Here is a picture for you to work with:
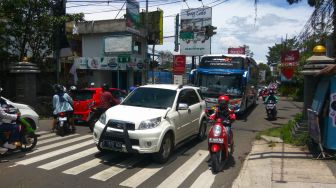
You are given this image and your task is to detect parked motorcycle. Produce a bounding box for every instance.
[265,100,277,120]
[56,112,72,136]
[206,108,235,174]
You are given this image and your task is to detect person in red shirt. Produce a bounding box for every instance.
[99,84,113,109]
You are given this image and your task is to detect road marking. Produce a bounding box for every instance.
[62,154,118,175]
[119,164,163,188]
[38,133,56,140]
[190,169,216,188]
[35,131,48,135]
[38,147,98,170]
[157,150,209,188]
[16,140,94,165]
[90,157,139,181]
[38,134,79,145]
[27,135,92,155]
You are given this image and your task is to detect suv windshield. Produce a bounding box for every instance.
[122,87,177,109]
[73,90,94,101]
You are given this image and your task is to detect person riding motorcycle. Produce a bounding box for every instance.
[209,95,236,144]
[264,89,279,104]
[51,84,75,133]
[0,87,20,154]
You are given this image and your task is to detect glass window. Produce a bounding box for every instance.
[178,89,199,106]
[73,90,94,101]
[122,87,176,109]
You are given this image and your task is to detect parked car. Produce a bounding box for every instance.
[93,84,207,163]
[73,87,127,125]
[1,97,39,130]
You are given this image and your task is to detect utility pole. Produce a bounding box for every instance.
[54,0,66,84]
[145,0,149,84]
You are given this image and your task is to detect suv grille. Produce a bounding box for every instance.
[107,120,135,131]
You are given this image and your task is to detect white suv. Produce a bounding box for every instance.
[93,84,207,163]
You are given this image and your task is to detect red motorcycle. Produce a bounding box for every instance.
[207,109,236,173]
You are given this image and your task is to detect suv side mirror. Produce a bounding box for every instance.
[178,103,189,110]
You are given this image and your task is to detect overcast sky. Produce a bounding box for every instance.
[67,0,314,63]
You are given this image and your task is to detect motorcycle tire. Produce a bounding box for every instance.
[20,133,38,152]
[56,124,65,136]
[211,152,221,174]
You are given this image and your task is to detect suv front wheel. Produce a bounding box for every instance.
[153,133,173,164]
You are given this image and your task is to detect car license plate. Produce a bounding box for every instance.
[209,138,224,144]
[59,117,67,121]
[103,140,123,151]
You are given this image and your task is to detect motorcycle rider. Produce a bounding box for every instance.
[51,84,75,133]
[264,89,279,104]
[0,87,20,153]
[210,95,236,144]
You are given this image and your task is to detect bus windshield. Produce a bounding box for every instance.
[199,74,243,97]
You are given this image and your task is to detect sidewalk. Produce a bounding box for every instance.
[232,139,336,188]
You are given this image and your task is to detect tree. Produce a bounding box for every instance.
[0,0,83,67]
[266,38,297,65]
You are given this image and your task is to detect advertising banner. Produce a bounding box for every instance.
[329,76,336,128]
[280,50,299,81]
[126,0,140,35]
[173,55,186,75]
[180,7,211,56]
[228,47,245,55]
[308,109,321,143]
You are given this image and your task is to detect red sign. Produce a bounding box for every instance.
[280,50,299,80]
[228,47,245,55]
[173,55,186,75]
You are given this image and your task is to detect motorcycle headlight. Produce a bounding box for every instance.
[212,125,222,137]
[139,117,161,130]
[99,112,106,124]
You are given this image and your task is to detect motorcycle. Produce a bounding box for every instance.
[206,108,235,174]
[0,117,38,155]
[265,100,277,120]
[88,107,106,132]
[56,112,72,136]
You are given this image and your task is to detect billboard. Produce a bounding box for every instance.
[173,55,186,75]
[140,10,163,45]
[104,36,132,53]
[180,7,212,56]
[280,50,299,81]
[126,0,140,34]
[228,47,245,55]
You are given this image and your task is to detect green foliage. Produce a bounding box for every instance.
[257,113,308,146]
[0,0,84,67]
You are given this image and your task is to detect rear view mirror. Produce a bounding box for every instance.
[178,103,189,110]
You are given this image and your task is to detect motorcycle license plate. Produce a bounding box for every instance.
[59,117,67,121]
[209,138,224,144]
[103,140,123,151]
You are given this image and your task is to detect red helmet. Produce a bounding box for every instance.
[218,95,229,109]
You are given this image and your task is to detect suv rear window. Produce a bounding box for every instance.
[73,90,94,101]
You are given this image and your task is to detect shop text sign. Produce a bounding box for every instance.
[228,47,245,55]
[173,55,186,75]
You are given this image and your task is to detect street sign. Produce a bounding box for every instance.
[173,55,186,75]
[180,31,194,40]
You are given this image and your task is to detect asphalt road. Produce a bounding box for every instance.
[0,98,302,188]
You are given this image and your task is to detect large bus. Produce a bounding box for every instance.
[190,54,259,114]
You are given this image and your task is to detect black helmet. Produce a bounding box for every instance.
[102,83,109,91]
[54,84,64,93]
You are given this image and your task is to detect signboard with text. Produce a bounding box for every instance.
[228,47,245,55]
[280,50,299,81]
[180,7,211,56]
[126,0,140,35]
[173,55,186,74]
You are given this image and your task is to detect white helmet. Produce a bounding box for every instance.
[70,86,77,91]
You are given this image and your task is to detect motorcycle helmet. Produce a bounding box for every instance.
[70,86,77,91]
[101,83,109,91]
[54,84,64,93]
[218,95,229,110]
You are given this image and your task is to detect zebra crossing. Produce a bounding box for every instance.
[8,131,218,188]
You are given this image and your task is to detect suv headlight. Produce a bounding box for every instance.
[139,117,161,130]
[212,125,222,137]
[99,112,106,124]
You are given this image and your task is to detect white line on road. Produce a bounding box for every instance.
[38,133,57,140]
[90,157,139,181]
[119,164,163,188]
[38,147,98,170]
[16,140,94,165]
[38,134,79,145]
[35,131,48,135]
[63,158,104,175]
[27,135,92,155]
[190,169,216,188]
[157,150,209,188]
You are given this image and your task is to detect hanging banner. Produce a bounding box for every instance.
[173,55,186,75]
[126,0,140,35]
[180,7,212,56]
[329,76,336,127]
[280,50,299,81]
